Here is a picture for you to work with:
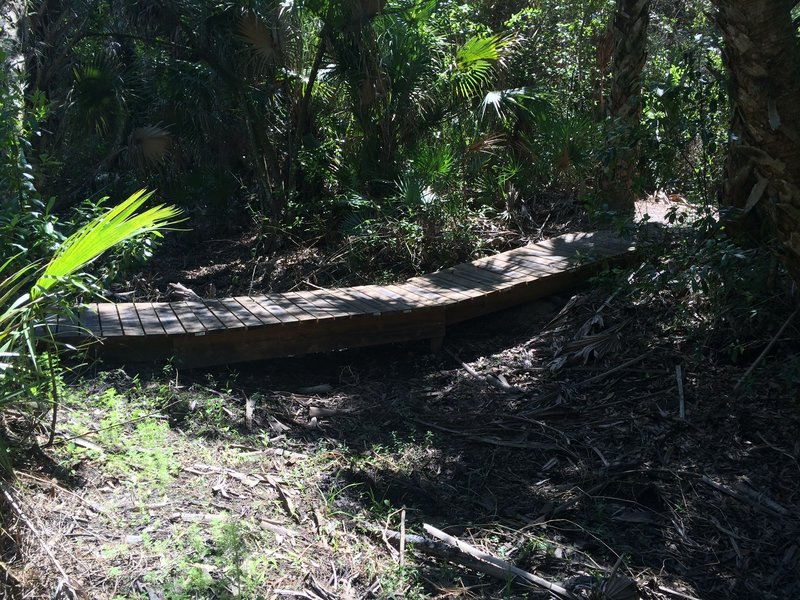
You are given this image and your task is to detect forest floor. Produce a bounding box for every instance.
[2,195,799,600]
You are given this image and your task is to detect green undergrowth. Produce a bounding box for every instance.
[39,371,429,599]
[599,209,799,386]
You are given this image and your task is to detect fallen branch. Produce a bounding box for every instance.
[371,524,575,599]
[701,475,793,519]
[658,584,704,600]
[735,307,799,391]
[444,347,522,394]
[414,419,567,452]
[574,350,654,387]
[380,528,513,574]
[530,478,617,525]
[423,523,576,599]
[0,480,84,598]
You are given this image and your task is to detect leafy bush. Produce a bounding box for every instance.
[0,191,182,476]
[624,210,795,362]
[340,179,480,276]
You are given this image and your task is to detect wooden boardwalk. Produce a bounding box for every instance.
[51,231,634,367]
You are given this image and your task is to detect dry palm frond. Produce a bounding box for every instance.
[550,319,630,371]
[129,125,172,169]
[238,12,276,66]
[466,133,508,157]
[542,293,588,332]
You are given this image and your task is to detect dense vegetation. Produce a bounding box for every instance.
[1,1,799,598]
[9,1,732,254]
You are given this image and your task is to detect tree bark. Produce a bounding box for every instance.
[716,0,800,283]
[600,0,651,215]
[714,0,800,283]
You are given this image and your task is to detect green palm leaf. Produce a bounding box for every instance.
[0,191,182,462]
[452,34,514,99]
[32,190,183,299]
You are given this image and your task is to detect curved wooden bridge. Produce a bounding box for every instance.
[51,231,634,368]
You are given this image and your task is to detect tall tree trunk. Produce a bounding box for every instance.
[600,0,650,214]
[713,0,800,283]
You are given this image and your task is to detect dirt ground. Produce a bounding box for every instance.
[2,195,798,599]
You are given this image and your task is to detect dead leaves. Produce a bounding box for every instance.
[546,293,631,371]
[182,463,298,517]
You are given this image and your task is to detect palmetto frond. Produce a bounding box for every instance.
[1,192,181,438]
[69,52,127,136]
[480,86,554,123]
[34,190,183,298]
[413,143,455,183]
[238,12,278,66]
[236,7,304,80]
[129,125,172,169]
[451,33,516,99]
[397,0,438,23]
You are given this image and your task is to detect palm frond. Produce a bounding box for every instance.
[413,143,454,182]
[238,12,278,66]
[130,125,172,169]
[33,190,183,298]
[69,52,127,136]
[479,86,554,122]
[399,0,438,23]
[452,33,515,99]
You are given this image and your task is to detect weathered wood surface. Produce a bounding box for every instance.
[52,231,634,367]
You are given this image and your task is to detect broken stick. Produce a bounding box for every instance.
[423,523,576,599]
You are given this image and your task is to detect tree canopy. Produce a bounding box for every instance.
[2,1,800,598]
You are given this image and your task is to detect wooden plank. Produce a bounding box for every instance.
[204,299,247,329]
[360,285,416,312]
[270,294,319,321]
[531,231,586,249]
[96,303,124,337]
[282,291,336,320]
[152,303,186,335]
[170,306,447,368]
[302,290,357,318]
[60,313,80,337]
[444,267,587,326]
[135,303,167,336]
[476,251,570,276]
[385,284,440,308]
[558,231,630,251]
[534,232,631,256]
[79,305,102,336]
[36,314,59,339]
[233,297,283,325]
[185,301,225,330]
[116,304,146,336]
[520,240,626,263]
[472,244,580,272]
[218,297,263,327]
[449,269,524,293]
[511,251,588,274]
[345,287,402,314]
[250,296,299,324]
[518,245,584,262]
[450,263,518,288]
[502,251,575,272]
[170,302,208,334]
[333,289,384,315]
[400,282,458,305]
[418,272,489,298]
[407,276,475,300]
[75,231,637,366]
[41,314,59,337]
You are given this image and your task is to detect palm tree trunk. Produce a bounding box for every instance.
[714,0,800,282]
[600,0,651,214]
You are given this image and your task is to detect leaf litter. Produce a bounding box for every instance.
[2,262,800,599]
